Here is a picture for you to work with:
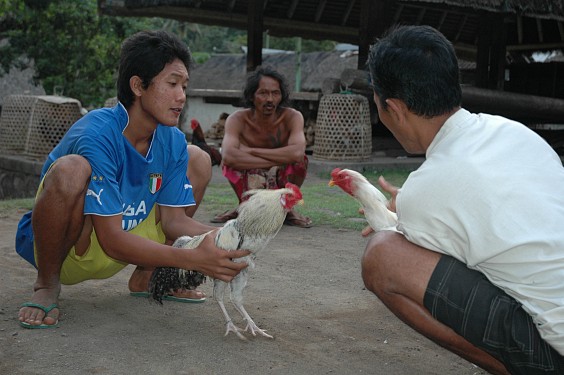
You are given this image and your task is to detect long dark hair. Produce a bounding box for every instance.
[242,65,290,108]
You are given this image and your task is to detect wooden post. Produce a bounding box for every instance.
[476,12,507,89]
[247,0,264,72]
[358,0,391,69]
[490,14,507,90]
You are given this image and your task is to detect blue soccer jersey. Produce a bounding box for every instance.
[41,103,195,231]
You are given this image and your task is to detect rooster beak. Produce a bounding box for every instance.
[328,180,335,187]
[298,199,304,205]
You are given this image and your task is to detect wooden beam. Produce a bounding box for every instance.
[315,0,327,23]
[476,13,491,89]
[393,4,403,24]
[506,42,564,51]
[247,0,264,72]
[517,16,523,44]
[536,18,544,43]
[454,14,468,43]
[436,11,447,31]
[341,0,355,26]
[358,0,391,69]
[98,3,360,44]
[477,13,507,90]
[416,7,426,25]
[490,15,507,90]
[287,0,299,19]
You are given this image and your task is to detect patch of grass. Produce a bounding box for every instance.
[0,198,34,217]
[0,169,412,231]
[202,168,412,231]
[302,168,411,230]
[202,184,240,213]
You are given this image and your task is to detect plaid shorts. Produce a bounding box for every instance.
[424,255,564,375]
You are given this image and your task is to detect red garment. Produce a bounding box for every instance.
[222,155,308,202]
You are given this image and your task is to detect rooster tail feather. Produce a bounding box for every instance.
[148,267,206,304]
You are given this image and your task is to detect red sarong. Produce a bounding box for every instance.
[222,155,308,202]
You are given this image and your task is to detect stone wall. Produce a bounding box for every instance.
[0,155,42,200]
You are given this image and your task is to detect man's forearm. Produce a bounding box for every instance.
[248,145,304,165]
[223,149,278,169]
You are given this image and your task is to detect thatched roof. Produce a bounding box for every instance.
[419,0,564,20]
[189,51,359,93]
[99,0,564,46]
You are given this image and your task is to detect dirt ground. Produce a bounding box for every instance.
[0,169,487,375]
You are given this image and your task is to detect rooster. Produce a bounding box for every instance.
[190,118,222,166]
[149,183,304,339]
[329,168,398,232]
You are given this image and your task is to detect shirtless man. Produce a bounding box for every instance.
[212,66,312,228]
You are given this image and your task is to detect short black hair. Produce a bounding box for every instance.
[117,30,192,108]
[367,25,461,118]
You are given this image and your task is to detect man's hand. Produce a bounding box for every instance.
[378,176,398,213]
[192,230,251,282]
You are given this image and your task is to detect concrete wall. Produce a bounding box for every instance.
[180,97,241,135]
[0,155,42,200]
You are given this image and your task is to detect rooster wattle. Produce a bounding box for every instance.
[149,183,304,339]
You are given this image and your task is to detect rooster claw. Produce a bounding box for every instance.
[225,321,247,340]
[245,322,274,339]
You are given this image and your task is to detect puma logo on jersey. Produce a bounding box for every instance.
[87,188,104,205]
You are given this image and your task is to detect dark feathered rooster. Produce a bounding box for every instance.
[190,118,222,166]
[149,183,304,339]
[329,168,398,232]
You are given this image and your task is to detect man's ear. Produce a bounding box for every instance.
[385,98,408,125]
[130,76,143,97]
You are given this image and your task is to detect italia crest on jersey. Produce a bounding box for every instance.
[149,173,162,194]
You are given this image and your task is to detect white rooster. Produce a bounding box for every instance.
[329,168,398,232]
[148,183,304,339]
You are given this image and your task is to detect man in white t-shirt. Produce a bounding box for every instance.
[363,25,564,374]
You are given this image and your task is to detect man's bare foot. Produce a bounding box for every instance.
[128,266,206,300]
[19,286,60,328]
[284,209,312,228]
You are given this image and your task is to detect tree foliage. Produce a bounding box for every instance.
[0,0,158,108]
[0,1,337,108]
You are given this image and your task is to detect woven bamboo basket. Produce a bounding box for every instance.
[313,93,372,160]
[0,95,83,159]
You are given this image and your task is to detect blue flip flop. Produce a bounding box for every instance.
[129,291,206,303]
[19,302,59,329]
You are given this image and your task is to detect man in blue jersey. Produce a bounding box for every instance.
[16,30,250,329]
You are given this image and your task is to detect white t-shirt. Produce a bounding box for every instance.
[397,108,564,355]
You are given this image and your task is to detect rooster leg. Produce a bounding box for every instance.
[213,279,246,340]
[230,270,273,339]
[232,301,273,339]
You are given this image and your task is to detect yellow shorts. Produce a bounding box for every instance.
[33,171,166,285]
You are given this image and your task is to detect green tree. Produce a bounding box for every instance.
[267,35,336,53]
[0,0,160,108]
